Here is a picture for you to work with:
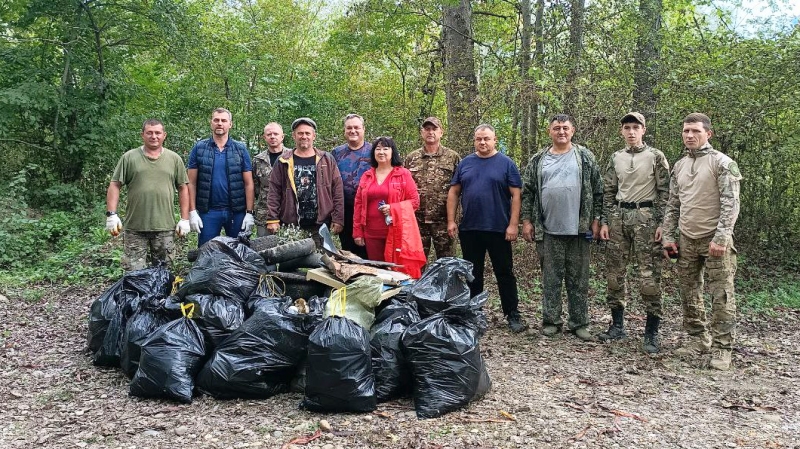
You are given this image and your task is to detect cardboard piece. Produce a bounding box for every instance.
[306,268,404,301]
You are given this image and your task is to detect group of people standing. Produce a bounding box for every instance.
[106,108,741,371]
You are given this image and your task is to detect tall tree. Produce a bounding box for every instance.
[442,0,478,155]
[565,0,585,116]
[633,0,663,125]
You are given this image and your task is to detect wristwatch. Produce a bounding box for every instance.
[106,211,117,217]
[246,209,254,214]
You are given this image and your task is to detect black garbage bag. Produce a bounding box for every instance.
[410,257,474,317]
[92,303,127,367]
[183,293,245,350]
[129,303,206,403]
[120,265,173,315]
[370,297,420,402]
[87,279,124,353]
[196,296,325,399]
[177,236,267,303]
[301,316,376,413]
[401,292,491,419]
[120,299,171,378]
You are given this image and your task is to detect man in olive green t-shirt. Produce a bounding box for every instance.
[105,119,190,271]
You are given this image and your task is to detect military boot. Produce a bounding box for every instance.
[597,307,626,341]
[674,333,712,357]
[642,314,660,354]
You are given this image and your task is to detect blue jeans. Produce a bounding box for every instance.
[198,209,245,247]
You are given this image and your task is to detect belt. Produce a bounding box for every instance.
[618,201,654,209]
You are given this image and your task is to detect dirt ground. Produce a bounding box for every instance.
[1,246,799,449]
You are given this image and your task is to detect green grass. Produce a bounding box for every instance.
[739,283,800,315]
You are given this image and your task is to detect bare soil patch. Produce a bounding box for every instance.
[1,245,798,448]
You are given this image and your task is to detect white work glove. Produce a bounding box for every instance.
[241,212,255,234]
[105,214,122,237]
[175,219,190,237]
[189,210,203,232]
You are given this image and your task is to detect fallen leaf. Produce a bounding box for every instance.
[281,429,322,448]
[499,410,517,421]
[373,411,392,419]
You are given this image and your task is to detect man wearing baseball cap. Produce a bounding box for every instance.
[404,116,461,261]
[266,117,345,246]
[597,112,670,353]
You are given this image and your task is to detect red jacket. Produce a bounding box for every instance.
[385,200,427,279]
[353,166,420,240]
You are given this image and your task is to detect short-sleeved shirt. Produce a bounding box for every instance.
[294,155,318,226]
[331,142,373,201]
[112,146,189,232]
[187,139,252,209]
[451,153,522,233]
[541,148,581,235]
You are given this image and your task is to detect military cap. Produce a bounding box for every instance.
[621,112,646,126]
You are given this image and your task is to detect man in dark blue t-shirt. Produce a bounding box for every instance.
[447,124,527,333]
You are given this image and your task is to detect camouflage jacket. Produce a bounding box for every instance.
[403,145,461,223]
[521,144,604,241]
[662,143,742,246]
[253,146,290,224]
[602,143,670,225]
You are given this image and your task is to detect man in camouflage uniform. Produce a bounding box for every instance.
[662,112,742,371]
[105,119,190,271]
[522,114,603,341]
[404,116,461,261]
[253,122,290,236]
[597,112,669,353]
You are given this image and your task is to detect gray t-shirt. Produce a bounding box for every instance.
[541,148,581,235]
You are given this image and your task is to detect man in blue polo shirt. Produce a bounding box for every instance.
[447,124,527,333]
[187,108,256,246]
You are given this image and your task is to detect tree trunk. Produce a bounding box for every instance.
[565,0,585,117]
[442,0,478,156]
[519,0,533,162]
[633,0,662,133]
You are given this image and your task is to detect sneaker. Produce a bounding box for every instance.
[541,325,561,337]
[674,337,711,357]
[709,349,732,370]
[507,315,529,333]
[572,327,594,342]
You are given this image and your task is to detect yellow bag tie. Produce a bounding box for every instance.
[171,276,184,296]
[181,302,195,319]
[333,286,347,317]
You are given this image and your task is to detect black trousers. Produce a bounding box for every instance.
[459,230,519,317]
[340,200,368,259]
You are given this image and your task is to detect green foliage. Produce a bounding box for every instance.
[740,283,800,315]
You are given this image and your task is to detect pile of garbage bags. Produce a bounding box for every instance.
[86,249,491,418]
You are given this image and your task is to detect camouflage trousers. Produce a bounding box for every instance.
[677,233,737,350]
[537,233,590,330]
[605,206,663,316]
[122,230,175,272]
[419,222,455,260]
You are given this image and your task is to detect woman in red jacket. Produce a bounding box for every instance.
[353,136,421,262]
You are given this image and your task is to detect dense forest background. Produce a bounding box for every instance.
[1,0,798,302]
